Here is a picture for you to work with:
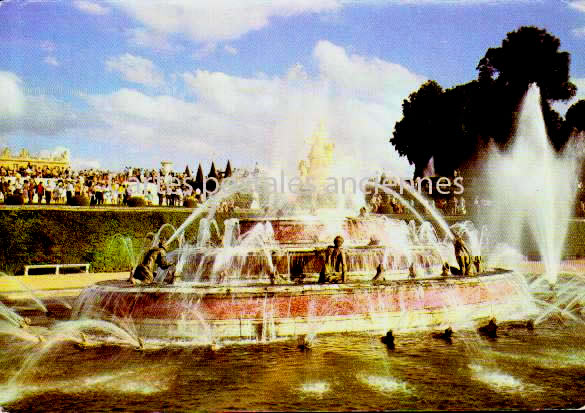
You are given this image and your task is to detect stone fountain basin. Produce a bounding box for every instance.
[73,269,538,342]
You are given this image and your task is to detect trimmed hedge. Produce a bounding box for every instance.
[0,207,258,274]
[4,194,25,205]
[127,196,147,207]
[68,195,90,206]
[183,198,198,208]
[0,209,197,274]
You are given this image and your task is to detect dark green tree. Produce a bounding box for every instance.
[477,26,576,150]
[390,80,445,177]
[224,160,232,178]
[477,26,576,102]
[391,26,578,176]
[193,163,204,192]
[566,100,585,133]
[208,162,218,180]
[433,81,487,175]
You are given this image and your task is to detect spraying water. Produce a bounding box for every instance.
[485,84,580,286]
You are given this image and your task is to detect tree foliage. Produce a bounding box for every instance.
[477,26,576,102]
[391,26,578,176]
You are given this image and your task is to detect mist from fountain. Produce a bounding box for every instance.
[223,218,241,247]
[5,318,141,394]
[0,301,28,328]
[399,181,455,241]
[0,275,48,314]
[0,321,43,343]
[153,223,183,248]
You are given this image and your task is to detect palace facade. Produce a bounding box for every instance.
[0,147,70,172]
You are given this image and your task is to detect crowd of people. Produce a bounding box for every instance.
[3,161,585,219]
[0,164,212,207]
[366,192,468,216]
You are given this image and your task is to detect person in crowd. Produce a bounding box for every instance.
[118,183,125,205]
[175,185,183,207]
[95,182,104,205]
[27,180,36,205]
[158,184,166,206]
[166,185,173,206]
[57,181,66,204]
[36,180,44,205]
[66,180,74,204]
[124,184,131,205]
[45,179,54,204]
[459,197,466,215]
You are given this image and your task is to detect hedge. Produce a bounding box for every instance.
[127,196,147,207]
[68,195,90,206]
[0,209,196,274]
[183,199,198,208]
[4,194,25,205]
[0,205,259,274]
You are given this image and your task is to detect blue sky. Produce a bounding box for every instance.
[1,0,585,176]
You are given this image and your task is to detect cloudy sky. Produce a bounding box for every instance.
[1,0,585,176]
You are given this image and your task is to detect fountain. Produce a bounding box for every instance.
[483,84,580,287]
[3,88,585,411]
[71,123,538,343]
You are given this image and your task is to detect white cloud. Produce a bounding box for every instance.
[224,45,238,55]
[73,0,109,15]
[125,27,184,53]
[568,0,585,13]
[39,146,70,159]
[71,157,101,170]
[193,43,218,60]
[105,53,165,88]
[0,72,26,119]
[85,41,423,176]
[313,40,424,105]
[343,0,536,3]
[573,27,585,37]
[40,40,56,52]
[44,55,59,66]
[103,0,531,56]
[106,0,341,43]
[84,88,212,153]
[0,71,79,135]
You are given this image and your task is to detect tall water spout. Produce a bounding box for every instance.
[485,84,580,286]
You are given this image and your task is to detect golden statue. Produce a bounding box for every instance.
[301,121,334,185]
